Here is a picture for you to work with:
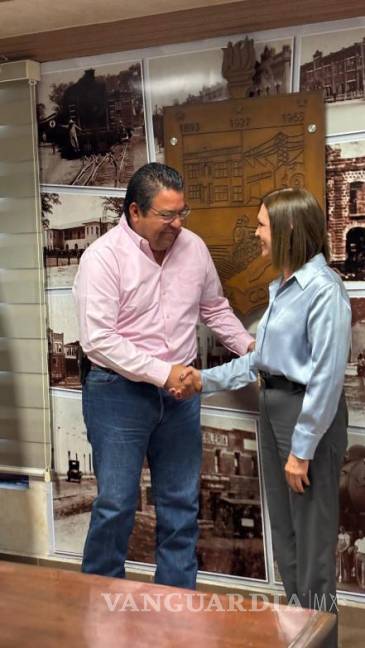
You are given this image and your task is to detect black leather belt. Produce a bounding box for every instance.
[90,362,116,374]
[259,371,306,392]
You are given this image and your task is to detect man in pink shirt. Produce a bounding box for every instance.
[73,162,253,587]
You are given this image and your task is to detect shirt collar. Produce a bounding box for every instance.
[119,213,182,261]
[120,214,147,251]
[269,253,327,297]
[290,253,327,289]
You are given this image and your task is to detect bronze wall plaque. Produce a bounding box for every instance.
[164,92,324,316]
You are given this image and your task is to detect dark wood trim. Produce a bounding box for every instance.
[0,0,364,63]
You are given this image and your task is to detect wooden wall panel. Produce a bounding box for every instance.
[0,0,364,63]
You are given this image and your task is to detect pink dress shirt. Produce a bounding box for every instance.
[73,215,253,388]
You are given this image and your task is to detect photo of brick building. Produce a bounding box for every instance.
[344,297,365,428]
[52,405,266,581]
[300,27,365,134]
[48,328,80,390]
[300,37,365,102]
[47,292,81,391]
[128,418,265,581]
[326,141,365,280]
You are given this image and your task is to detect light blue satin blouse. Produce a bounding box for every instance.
[201,253,352,460]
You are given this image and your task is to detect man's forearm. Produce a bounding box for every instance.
[200,306,254,355]
[82,334,171,387]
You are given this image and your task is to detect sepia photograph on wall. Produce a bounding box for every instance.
[51,397,267,582]
[326,139,365,283]
[197,409,266,581]
[337,430,365,596]
[47,291,81,391]
[37,60,148,188]
[300,27,365,135]
[42,192,124,288]
[51,392,94,554]
[344,296,365,428]
[148,36,293,161]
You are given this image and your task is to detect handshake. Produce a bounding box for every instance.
[164,364,202,399]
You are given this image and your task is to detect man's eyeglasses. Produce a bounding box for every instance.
[149,206,191,223]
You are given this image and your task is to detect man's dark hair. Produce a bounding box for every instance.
[124,163,184,223]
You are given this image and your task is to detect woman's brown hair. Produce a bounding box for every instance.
[261,187,330,273]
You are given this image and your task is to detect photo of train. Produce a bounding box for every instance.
[37,63,148,187]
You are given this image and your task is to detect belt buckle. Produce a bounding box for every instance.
[258,372,266,389]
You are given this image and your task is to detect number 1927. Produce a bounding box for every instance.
[282,112,304,123]
[230,117,251,128]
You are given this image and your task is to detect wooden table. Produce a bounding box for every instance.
[0,561,335,647]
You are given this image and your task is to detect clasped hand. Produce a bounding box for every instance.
[164,364,202,399]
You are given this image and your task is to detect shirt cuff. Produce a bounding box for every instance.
[201,373,209,393]
[201,369,227,394]
[291,425,323,460]
[146,358,172,388]
[237,331,255,354]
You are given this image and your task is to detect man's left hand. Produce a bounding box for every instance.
[285,453,310,493]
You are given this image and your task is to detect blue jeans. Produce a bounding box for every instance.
[82,365,202,588]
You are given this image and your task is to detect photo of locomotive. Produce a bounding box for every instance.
[37,63,147,187]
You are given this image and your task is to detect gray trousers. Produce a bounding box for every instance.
[259,387,348,648]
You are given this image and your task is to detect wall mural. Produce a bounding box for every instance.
[40,19,365,597]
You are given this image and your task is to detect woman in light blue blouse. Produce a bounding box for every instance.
[176,188,351,647]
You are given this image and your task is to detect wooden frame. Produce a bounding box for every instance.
[0,0,364,63]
